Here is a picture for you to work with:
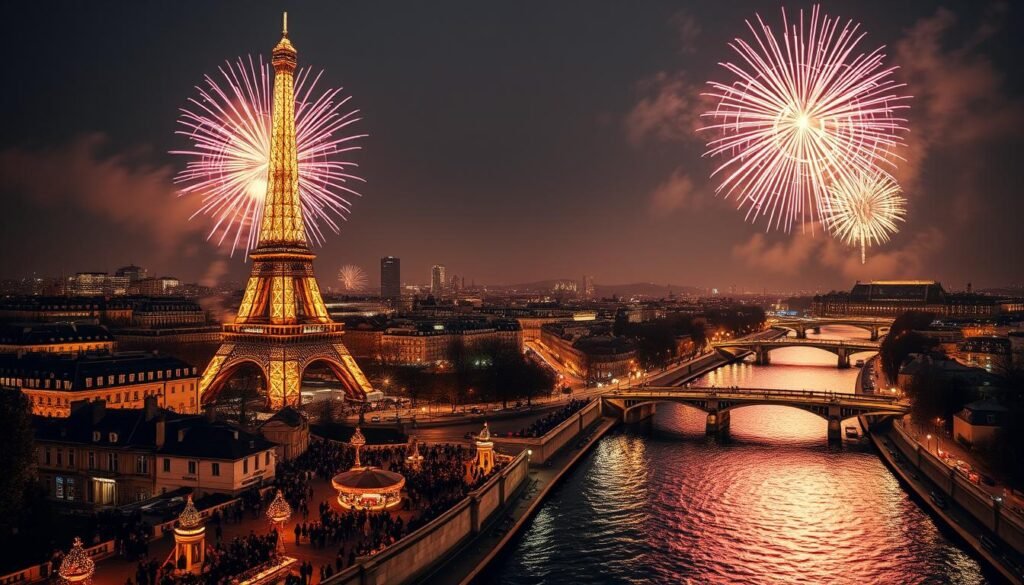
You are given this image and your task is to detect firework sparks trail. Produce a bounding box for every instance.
[173,56,367,256]
[825,172,907,264]
[700,5,910,233]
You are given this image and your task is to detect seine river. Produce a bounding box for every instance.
[489,326,992,585]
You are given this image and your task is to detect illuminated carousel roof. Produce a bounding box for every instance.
[332,467,405,493]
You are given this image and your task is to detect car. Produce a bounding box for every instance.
[980,534,998,553]
[470,407,482,415]
[930,491,947,509]
[370,416,381,423]
[492,406,502,412]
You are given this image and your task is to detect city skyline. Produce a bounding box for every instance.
[1,2,1022,291]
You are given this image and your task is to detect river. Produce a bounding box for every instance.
[488,325,992,584]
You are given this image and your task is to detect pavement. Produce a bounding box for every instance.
[97,478,398,585]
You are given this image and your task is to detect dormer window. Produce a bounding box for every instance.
[108,432,118,443]
[92,431,100,442]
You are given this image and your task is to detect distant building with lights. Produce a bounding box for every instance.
[539,320,637,383]
[431,265,447,297]
[381,256,401,302]
[812,280,1020,318]
[115,264,148,283]
[70,272,131,296]
[0,350,199,417]
[342,316,523,365]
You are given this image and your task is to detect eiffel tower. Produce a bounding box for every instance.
[198,14,372,410]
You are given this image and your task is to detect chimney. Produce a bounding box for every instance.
[144,395,159,421]
[91,400,106,425]
[155,417,166,449]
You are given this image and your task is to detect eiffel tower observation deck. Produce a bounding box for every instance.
[199,14,373,410]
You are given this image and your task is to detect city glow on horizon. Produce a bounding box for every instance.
[700,4,910,234]
[173,55,367,257]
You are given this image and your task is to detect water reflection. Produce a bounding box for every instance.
[491,326,990,585]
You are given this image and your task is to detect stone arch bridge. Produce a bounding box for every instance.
[712,338,880,368]
[771,317,893,341]
[602,386,907,442]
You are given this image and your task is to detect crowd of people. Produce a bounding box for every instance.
[107,435,502,584]
[509,397,591,438]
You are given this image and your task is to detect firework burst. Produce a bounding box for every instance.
[700,5,910,232]
[338,264,368,292]
[173,56,367,256]
[825,172,907,264]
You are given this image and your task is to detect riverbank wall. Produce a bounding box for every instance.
[321,449,530,585]
[869,422,1023,584]
[489,399,601,464]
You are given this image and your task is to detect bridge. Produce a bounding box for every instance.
[602,386,908,442]
[771,317,893,340]
[712,338,880,368]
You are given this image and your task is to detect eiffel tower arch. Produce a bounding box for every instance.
[198,16,373,410]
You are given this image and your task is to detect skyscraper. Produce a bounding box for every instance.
[431,265,446,297]
[381,256,401,301]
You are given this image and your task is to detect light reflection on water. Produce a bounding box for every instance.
[490,326,990,585]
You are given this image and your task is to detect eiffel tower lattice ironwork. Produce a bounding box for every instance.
[198,13,372,410]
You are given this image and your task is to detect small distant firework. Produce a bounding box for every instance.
[825,172,907,264]
[173,56,366,257]
[700,5,910,232]
[338,264,368,292]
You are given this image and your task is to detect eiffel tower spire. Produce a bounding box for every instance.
[198,15,373,410]
[257,11,306,249]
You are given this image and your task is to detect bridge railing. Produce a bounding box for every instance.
[607,386,904,405]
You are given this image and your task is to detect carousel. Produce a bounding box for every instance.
[330,425,406,510]
[331,467,406,510]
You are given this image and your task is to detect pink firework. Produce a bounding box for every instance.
[173,56,366,256]
[700,5,910,232]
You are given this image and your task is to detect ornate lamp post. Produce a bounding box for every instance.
[266,490,292,555]
[350,425,367,468]
[58,537,95,585]
[475,422,494,476]
[173,496,206,574]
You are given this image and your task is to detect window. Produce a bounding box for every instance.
[254,455,260,470]
[135,456,148,474]
[162,458,170,473]
[56,450,62,467]
[211,462,220,476]
[44,448,51,466]
[68,450,75,468]
[265,452,271,466]
[187,460,197,475]
[107,453,118,472]
[66,478,76,501]
[88,451,96,470]
[243,458,248,474]
[55,476,64,499]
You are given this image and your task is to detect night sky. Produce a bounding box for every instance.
[1,1,1021,292]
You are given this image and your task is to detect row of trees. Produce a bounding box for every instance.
[613,305,767,369]
[878,311,937,383]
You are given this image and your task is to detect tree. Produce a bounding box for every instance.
[216,367,263,427]
[0,390,35,531]
[904,363,977,428]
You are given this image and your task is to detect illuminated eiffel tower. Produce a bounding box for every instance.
[199,14,372,410]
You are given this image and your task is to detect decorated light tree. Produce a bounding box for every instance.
[58,537,95,585]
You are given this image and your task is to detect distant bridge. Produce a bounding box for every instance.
[711,338,880,368]
[771,317,893,340]
[602,386,908,441]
